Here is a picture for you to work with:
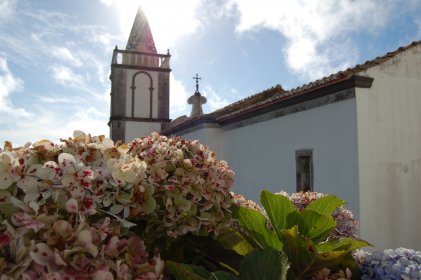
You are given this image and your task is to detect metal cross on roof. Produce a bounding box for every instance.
[193,73,201,93]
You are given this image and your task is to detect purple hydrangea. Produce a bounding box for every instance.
[356,248,421,279]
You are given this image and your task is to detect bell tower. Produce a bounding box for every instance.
[109,7,171,142]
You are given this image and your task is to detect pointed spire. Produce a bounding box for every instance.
[126,7,157,53]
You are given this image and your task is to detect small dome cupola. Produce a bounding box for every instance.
[187,74,207,117]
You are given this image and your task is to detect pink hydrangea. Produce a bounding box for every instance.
[0,131,235,278]
[127,133,234,237]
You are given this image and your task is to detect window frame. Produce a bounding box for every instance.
[295,149,314,192]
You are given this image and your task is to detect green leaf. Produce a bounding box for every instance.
[165,261,207,280]
[297,210,336,243]
[217,229,254,256]
[232,205,282,250]
[280,226,318,279]
[260,190,296,234]
[316,238,371,253]
[280,226,363,279]
[311,251,357,278]
[239,249,289,280]
[306,195,346,216]
[209,271,238,280]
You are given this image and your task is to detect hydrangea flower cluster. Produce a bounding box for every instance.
[127,133,234,237]
[356,248,421,279]
[232,193,264,213]
[0,131,235,278]
[277,191,359,239]
[0,216,163,279]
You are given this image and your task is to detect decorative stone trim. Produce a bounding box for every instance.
[112,64,171,73]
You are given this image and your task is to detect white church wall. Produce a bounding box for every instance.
[125,121,161,142]
[175,126,224,162]
[355,45,421,250]
[221,99,360,215]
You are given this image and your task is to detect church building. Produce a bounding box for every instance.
[109,8,421,250]
[109,7,171,142]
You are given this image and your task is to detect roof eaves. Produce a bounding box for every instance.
[164,40,419,133]
[214,40,420,123]
[216,75,374,125]
[162,114,217,135]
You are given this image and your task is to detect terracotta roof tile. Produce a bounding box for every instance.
[164,40,420,132]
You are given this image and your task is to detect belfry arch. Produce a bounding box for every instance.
[131,70,154,118]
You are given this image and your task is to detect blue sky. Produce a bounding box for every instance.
[0,0,420,145]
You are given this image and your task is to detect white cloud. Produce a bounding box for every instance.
[0,56,30,117]
[0,0,16,24]
[0,109,109,146]
[51,47,82,67]
[37,96,75,104]
[229,0,396,80]
[202,85,230,113]
[0,3,115,146]
[99,0,200,51]
[64,107,109,136]
[91,33,122,48]
[169,77,237,117]
[284,38,357,80]
[50,64,84,87]
[0,5,112,87]
[169,74,190,118]
[416,18,421,37]
[49,64,109,102]
[49,64,105,101]
[99,0,114,6]
[146,0,200,50]
[0,59,109,145]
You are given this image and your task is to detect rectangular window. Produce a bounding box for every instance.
[296,149,313,192]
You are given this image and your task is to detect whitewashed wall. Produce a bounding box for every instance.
[356,45,421,250]
[177,126,224,159]
[125,121,161,142]
[178,99,360,216]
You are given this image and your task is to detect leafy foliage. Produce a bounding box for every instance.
[162,234,243,275]
[239,249,289,280]
[231,205,282,250]
[168,190,369,279]
[231,190,370,280]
